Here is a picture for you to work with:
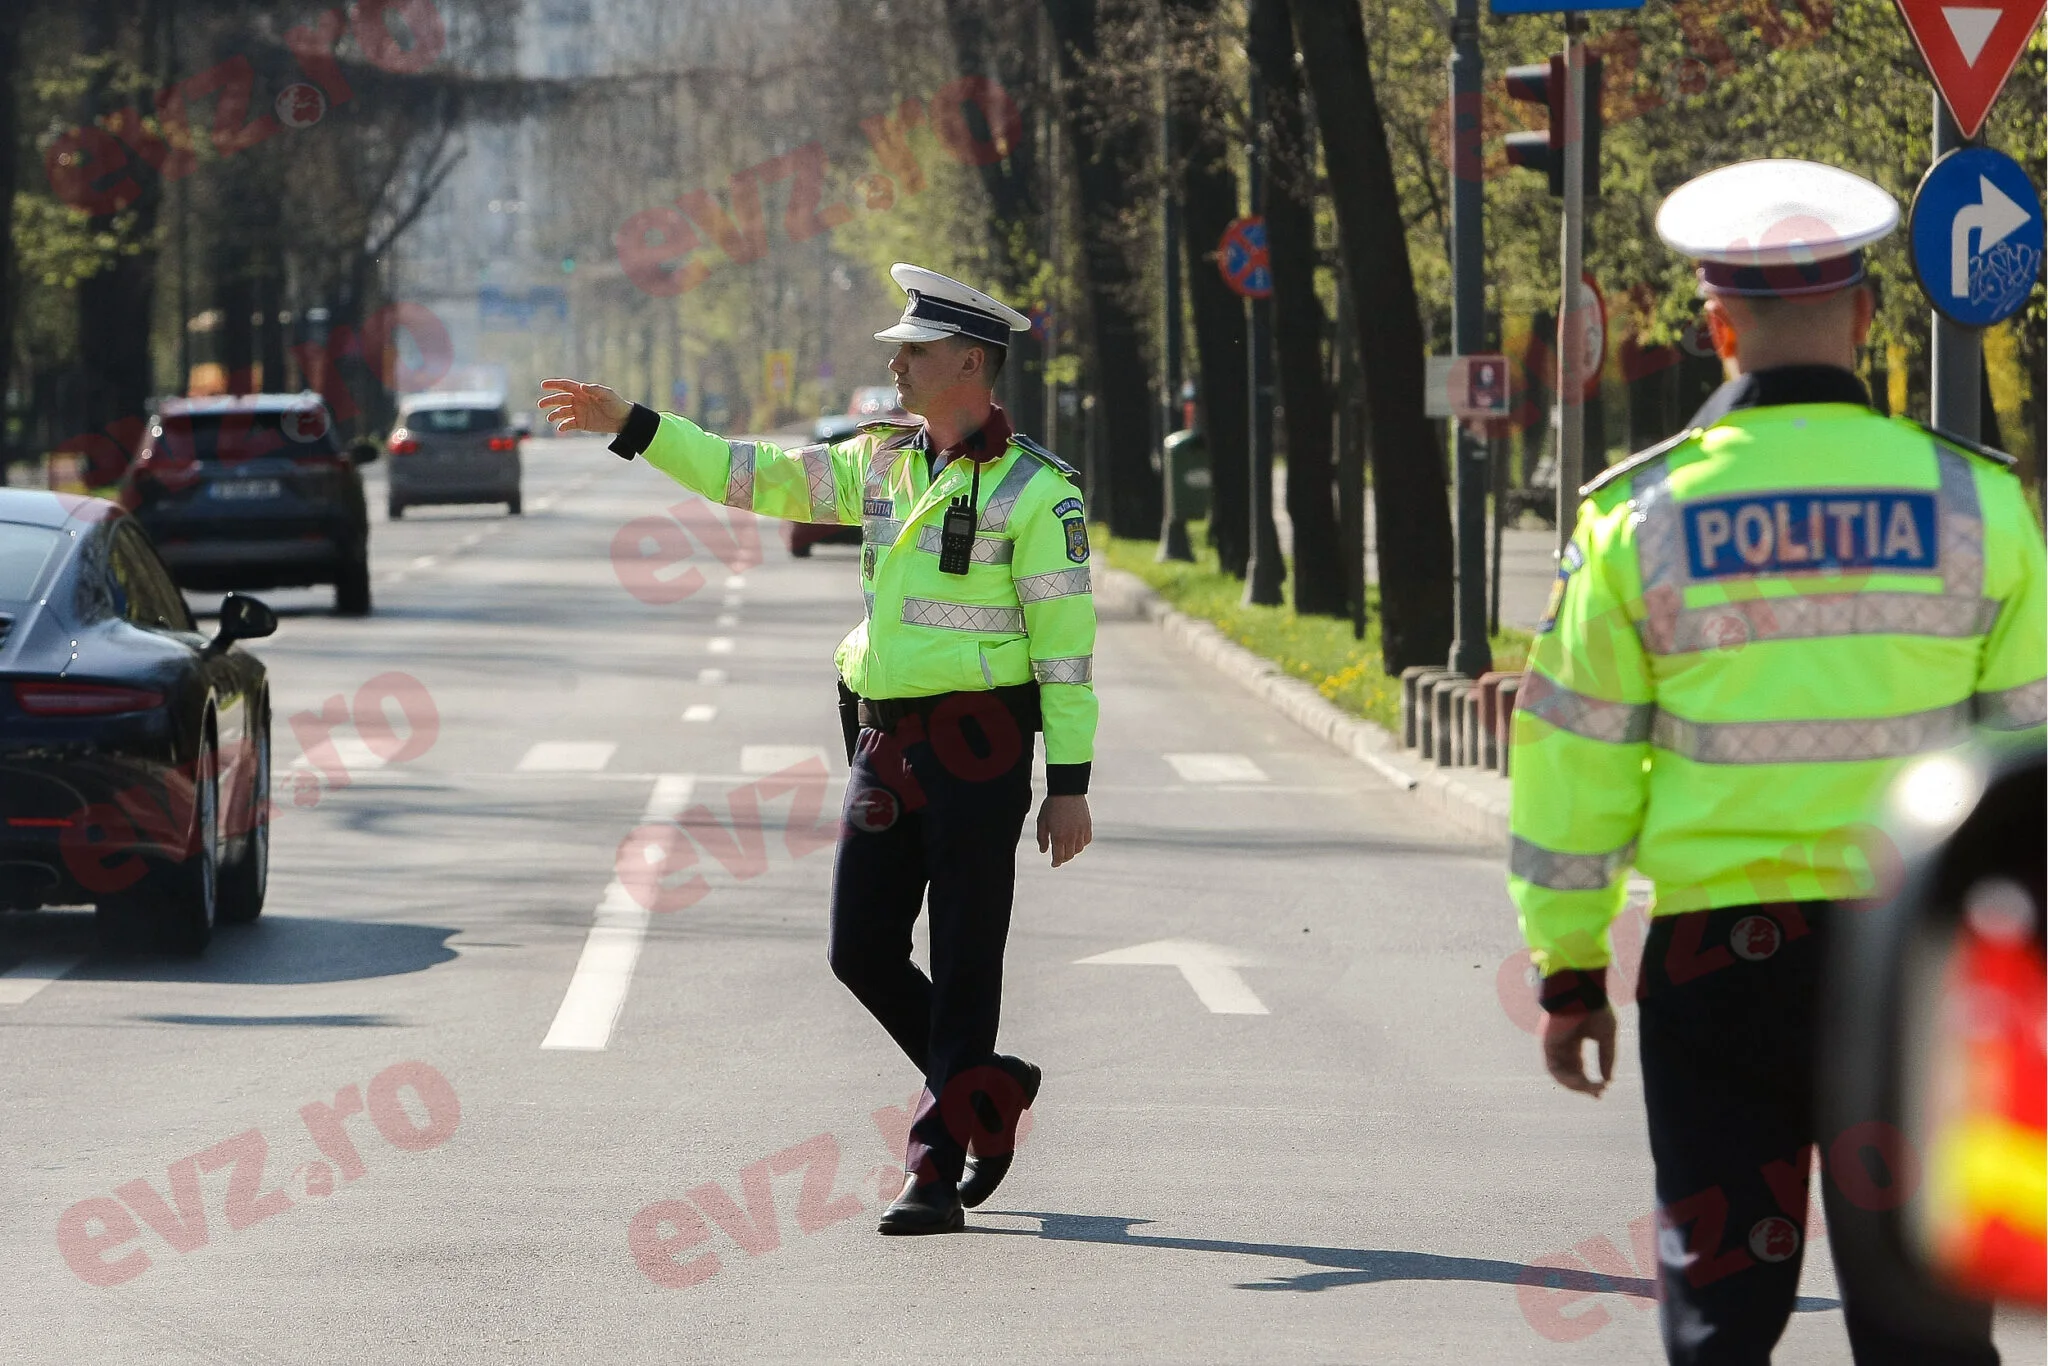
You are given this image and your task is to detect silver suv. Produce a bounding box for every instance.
[386,391,524,518]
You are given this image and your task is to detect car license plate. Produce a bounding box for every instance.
[210,479,282,500]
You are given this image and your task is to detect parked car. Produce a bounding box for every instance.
[812,414,862,444]
[386,391,524,519]
[0,490,275,954]
[791,416,870,559]
[120,392,375,616]
[848,385,906,421]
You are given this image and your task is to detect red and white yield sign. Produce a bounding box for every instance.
[1894,0,2045,139]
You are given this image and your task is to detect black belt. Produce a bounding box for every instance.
[852,683,1041,732]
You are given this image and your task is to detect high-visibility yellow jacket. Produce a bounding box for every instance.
[613,406,1098,780]
[1508,382,2046,979]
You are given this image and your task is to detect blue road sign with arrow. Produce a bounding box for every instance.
[1909,147,2044,328]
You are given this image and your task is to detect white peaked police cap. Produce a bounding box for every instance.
[874,263,1032,345]
[1655,159,1900,297]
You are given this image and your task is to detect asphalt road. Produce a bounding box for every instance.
[1,437,2037,1363]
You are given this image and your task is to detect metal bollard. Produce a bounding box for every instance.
[1412,670,1458,755]
[1431,675,1471,766]
[1495,675,1523,777]
[1400,666,1438,749]
[1475,671,1515,771]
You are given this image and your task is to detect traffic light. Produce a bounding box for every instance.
[1501,54,1603,199]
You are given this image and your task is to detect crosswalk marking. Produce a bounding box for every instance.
[741,744,827,773]
[516,741,617,772]
[707,637,735,654]
[725,576,747,590]
[698,668,729,685]
[542,774,694,1051]
[0,955,84,1008]
[682,704,718,723]
[716,613,739,628]
[1164,752,1270,784]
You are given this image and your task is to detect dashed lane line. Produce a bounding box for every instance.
[516,741,618,772]
[541,773,693,1051]
[1164,753,1270,783]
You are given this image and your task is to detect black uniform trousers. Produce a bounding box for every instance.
[827,692,1034,1185]
[1637,901,1998,1366]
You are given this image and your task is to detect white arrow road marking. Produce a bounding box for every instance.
[1164,752,1270,783]
[541,774,693,1050]
[1076,939,1269,1014]
[0,955,84,1007]
[1950,175,2032,297]
[517,741,618,772]
[1941,5,2001,64]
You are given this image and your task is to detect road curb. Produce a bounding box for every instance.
[1100,568,1510,849]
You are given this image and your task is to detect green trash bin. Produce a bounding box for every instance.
[1157,427,1211,561]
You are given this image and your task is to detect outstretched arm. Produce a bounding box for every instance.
[538,378,630,435]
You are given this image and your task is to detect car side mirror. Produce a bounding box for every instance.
[349,438,381,465]
[208,593,278,655]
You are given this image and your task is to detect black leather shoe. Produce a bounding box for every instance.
[877,1174,964,1235]
[958,1055,1042,1209]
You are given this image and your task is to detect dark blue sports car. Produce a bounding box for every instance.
[0,489,275,954]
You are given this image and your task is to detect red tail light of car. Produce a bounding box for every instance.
[388,433,419,455]
[488,435,518,451]
[12,682,166,716]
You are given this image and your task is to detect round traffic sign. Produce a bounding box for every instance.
[1218,217,1273,299]
[1560,273,1607,400]
[1910,147,2044,328]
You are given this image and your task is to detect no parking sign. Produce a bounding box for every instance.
[1217,217,1273,300]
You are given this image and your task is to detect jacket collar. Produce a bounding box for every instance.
[925,403,1014,476]
[1686,364,1873,429]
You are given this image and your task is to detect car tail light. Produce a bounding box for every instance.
[389,433,419,455]
[488,435,518,451]
[12,682,165,716]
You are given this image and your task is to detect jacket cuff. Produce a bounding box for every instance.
[1539,967,1609,1015]
[608,403,660,460]
[1046,762,1090,797]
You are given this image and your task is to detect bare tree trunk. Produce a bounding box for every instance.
[1164,0,1248,575]
[0,3,23,466]
[1250,0,1342,615]
[1292,0,1453,670]
[1042,0,1160,538]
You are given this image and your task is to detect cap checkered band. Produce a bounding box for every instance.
[724,441,756,511]
[1510,835,1635,892]
[1031,655,1093,685]
[1015,568,1092,603]
[900,598,1026,633]
[1974,679,2047,731]
[1652,700,1972,764]
[914,525,1013,564]
[1517,669,1654,745]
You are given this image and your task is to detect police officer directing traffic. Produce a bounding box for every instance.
[539,264,1096,1236]
[1508,160,2044,1364]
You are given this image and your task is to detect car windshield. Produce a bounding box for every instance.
[406,407,507,433]
[151,410,337,462]
[0,522,63,602]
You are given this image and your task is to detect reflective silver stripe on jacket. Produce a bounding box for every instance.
[1014,567,1092,603]
[1517,669,1654,744]
[900,598,1026,633]
[978,455,1043,532]
[1032,655,1094,685]
[1631,443,1992,655]
[724,441,756,511]
[864,590,876,620]
[913,524,1014,564]
[1651,700,1972,764]
[796,443,841,523]
[1974,678,2047,730]
[864,517,902,547]
[1510,836,1634,891]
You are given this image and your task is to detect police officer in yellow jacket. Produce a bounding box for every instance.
[1508,161,2043,1364]
[539,264,1095,1235]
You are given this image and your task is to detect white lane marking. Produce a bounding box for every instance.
[682,705,718,723]
[410,555,438,569]
[542,774,694,1050]
[722,594,744,609]
[725,576,747,590]
[698,668,729,686]
[1077,939,1268,1015]
[707,637,735,655]
[716,613,739,628]
[288,733,387,775]
[0,956,85,1007]
[517,741,618,772]
[741,744,827,773]
[1164,753,1269,784]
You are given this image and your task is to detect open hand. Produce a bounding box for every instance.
[538,378,632,436]
[1543,1005,1618,1097]
[1036,795,1092,868]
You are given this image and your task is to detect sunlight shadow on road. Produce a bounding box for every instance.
[0,913,459,984]
[974,1211,1840,1310]
[135,1013,402,1027]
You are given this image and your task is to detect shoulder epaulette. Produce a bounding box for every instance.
[1010,432,1079,479]
[1579,427,1701,498]
[1915,420,2018,469]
